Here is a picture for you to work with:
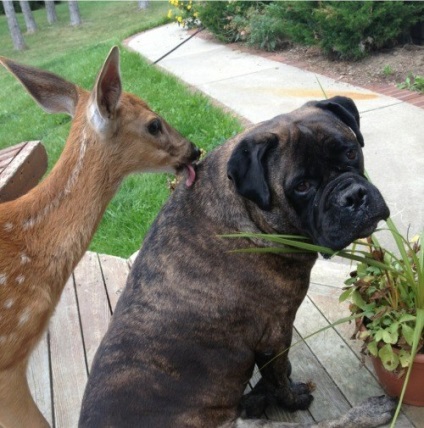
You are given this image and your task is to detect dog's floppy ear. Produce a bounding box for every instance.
[227,133,278,211]
[313,96,364,147]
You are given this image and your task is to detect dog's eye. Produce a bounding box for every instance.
[346,148,357,160]
[295,181,311,193]
[147,119,162,136]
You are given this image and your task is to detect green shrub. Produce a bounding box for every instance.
[264,1,318,47]
[196,1,424,60]
[247,6,287,51]
[196,1,267,43]
[313,1,424,60]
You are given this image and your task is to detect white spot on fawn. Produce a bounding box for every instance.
[18,308,31,326]
[3,222,13,232]
[23,218,35,230]
[0,336,6,344]
[20,253,31,265]
[0,273,7,285]
[16,275,25,285]
[4,298,14,309]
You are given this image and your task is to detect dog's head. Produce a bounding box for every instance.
[227,96,390,251]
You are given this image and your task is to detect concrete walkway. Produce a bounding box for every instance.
[127,23,423,249]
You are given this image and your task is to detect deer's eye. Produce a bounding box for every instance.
[147,119,162,136]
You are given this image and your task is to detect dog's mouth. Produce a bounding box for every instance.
[355,218,381,239]
[315,214,386,252]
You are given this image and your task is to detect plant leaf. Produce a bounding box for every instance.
[382,329,398,344]
[401,324,415,346]
[351,290,367,310]
[367,340,378,357]
[398,314,416,323]
[339,288,353,303]
[398,349,412,368]
[388,322,399,334]
[378,344,399,371]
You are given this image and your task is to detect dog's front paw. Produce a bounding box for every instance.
[336,395,397,428]
[275,380,314,411]
[240,378,276,418]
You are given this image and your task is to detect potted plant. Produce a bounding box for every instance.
[339,219,424,410]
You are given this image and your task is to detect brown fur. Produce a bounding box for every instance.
[0,47,198,427]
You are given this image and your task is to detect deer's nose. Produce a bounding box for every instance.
[190,144,201,162]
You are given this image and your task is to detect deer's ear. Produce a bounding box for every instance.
[0,56,78,116]
[89,47,122,132]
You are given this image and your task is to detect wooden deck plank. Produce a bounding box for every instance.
[295,295,385,402]
[310,259,351,289]
[290,329,351,422]
[97,253,130,312]
[308,281,368,360]
[0,142,26,165]
[74,252,111,370]
[49,276,87,428]
[27,332,53,427]
[0,141,48,202]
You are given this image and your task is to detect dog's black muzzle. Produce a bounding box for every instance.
[311,173,390,251]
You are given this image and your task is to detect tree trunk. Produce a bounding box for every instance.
[19,1,37,33]
[68,0,81,26]
[2,1,27,50]
[45,0,57,24]
[138,0,149,10]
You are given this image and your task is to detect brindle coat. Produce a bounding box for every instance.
[79,97,394,428]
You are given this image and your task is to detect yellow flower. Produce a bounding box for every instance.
[193,12,198,17]
[187,5,191,10]
[167,9,173,19]
[177,16,183,23]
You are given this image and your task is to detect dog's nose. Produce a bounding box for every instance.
[340,184,368,210]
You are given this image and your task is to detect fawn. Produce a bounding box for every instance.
[0,46,199,427]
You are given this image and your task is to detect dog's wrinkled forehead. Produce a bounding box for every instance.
[302,96,363,146]
[246,96,363,149]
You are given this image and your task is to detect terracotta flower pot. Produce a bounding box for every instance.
[371,353,424,406]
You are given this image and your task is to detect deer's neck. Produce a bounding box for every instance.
[7,126,122,289]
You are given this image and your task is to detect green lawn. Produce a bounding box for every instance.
[0,1,242,257]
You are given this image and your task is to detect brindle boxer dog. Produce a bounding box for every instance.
[79,96,394,428]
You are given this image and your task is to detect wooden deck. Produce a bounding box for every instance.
[0,141,47,203]
[28,253,423,427]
